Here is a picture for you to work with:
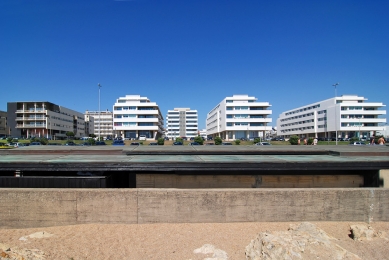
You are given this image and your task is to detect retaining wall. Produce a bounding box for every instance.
[1,188,388,228]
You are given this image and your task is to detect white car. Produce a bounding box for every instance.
[138,135,146,141]
[255,142,272,145]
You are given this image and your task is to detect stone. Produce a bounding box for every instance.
[245,222,361,260]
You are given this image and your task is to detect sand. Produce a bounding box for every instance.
[1,222,389,260]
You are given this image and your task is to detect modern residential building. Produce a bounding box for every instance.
[165,108,198,139]
[0,110,10,137]
[112,95,164,140]
[206,95,272,140]
[277,95,387,139]
[85,110,112,139]
[7,101,86,139]
[84,113,95,137]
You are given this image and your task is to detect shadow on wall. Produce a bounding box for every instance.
[380,169,389,188]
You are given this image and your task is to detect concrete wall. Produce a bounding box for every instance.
[1,188,388,228]
[136,174,364,188]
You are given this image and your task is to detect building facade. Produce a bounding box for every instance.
[7,101,86,139]
[84,113,95,137]
[277,95,386,139]
[206,95,272,140]
[0,110,10,137]
[85,110,112,139]
[165,108,198,139]
[112,95,164,140]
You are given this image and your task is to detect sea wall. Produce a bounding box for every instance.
[1,188,388,228]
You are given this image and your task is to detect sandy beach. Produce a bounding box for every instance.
[1,221,389,260]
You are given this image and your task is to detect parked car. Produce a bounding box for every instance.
[112,140,125,145]
[164,137,169,140]
[172,141,183,145]
[148,142,158,145]
[255,142,272,145]
[81,142,92,146]
[349,142,366,145]
[65,141,76,146]
[138,135,146,141]
[190,137,195,141]
[222,142,232,145]
[207,137,213,141]
[95,141,106,145]
[188,142,200,145]
[130,142,140,145]
[30,142,42,146]
[205,142,215,145]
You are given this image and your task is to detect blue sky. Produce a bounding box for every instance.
[1,0,388,129]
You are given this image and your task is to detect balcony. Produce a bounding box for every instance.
[16,123,47,128]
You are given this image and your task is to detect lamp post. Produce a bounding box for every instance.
[333,83,339,145]
[98,83,102,141]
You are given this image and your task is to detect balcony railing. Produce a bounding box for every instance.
[16,124,47,128]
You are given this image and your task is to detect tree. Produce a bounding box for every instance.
[289,135,299,145]
[87,138,96,145]
[30,137,48,145]
[157,138,165,145]
[176,137,183,143]
[234,139,241,145]
[253,137,261,144]
[66,132,75,140]
[194,136,204,145]
[307,138,314,145]
[214,136,222,145]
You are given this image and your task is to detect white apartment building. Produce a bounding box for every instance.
[206,95,272,140]
[112,95,164,140]
[7,101,86,139]
[85,110,112,138]
[165,108,198,139]
[277,95,386,139]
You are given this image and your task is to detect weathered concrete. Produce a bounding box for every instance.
[1,188,388,228]
[136,174,364,188]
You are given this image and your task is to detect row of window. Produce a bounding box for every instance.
[280,112,314,122]
[114,106,156,111]
[226,106,265,110]
[226,122,265,126]
[280,126,315,132]
[226,100,256,103]
[280,119,315,127]
[114,122,155,126]
[226,114,265,119]
[285,104,320,116]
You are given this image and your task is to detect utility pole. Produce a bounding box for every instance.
[98,83,102,141]
[333,83,339,145]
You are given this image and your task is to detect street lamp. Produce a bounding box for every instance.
[98,83,102,141]
[333,83,339,145]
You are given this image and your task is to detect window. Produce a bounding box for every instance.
[250,107,263,110]
[226,100,233,103]
[138,122,154,126]
[226,107,233,110]
[226,122,233,126]
[250,122,263,126]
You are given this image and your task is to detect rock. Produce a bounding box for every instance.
[245,222,361,260]
[193,244,228,260]
[350,224,387,241]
